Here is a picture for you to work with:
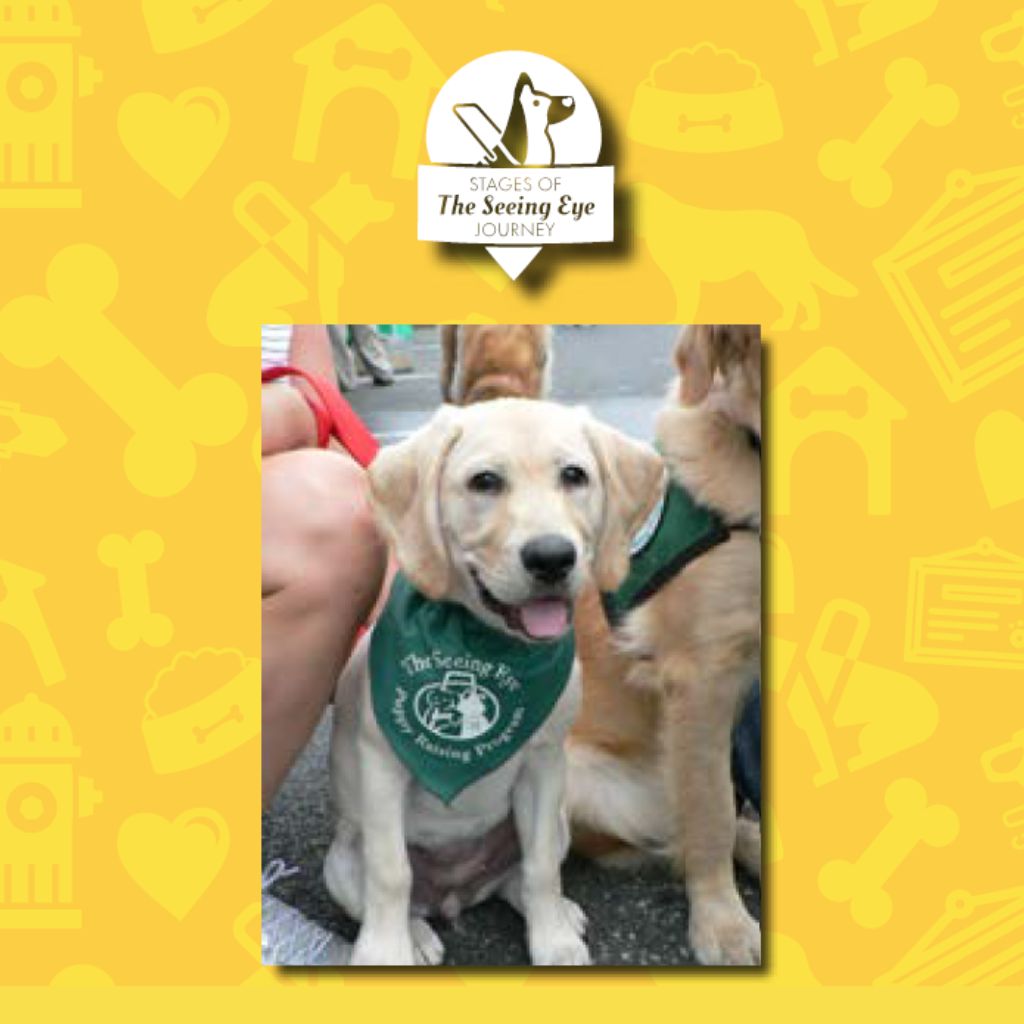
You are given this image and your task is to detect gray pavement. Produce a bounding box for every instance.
[262,325,760,967]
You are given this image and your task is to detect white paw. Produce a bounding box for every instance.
[529,899,592,966]
[689,894,761,966]
[531,929,591,966]
[350,927,416,967]
[559,897,588,938]
[410,918,445,966]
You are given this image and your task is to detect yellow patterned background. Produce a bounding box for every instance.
[2,0,1023,1013]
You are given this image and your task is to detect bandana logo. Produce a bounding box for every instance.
[413,670,500,741]
[370,574,575,804]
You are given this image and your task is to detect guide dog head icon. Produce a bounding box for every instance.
[454,72,575,167]
[504,73,575,165]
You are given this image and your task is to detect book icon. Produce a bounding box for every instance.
[876,167,1024,401]
[905,537,1024,670]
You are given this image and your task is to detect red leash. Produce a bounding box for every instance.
[262,365,379,467]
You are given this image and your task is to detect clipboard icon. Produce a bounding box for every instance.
[876,167,1024,400]
[876,886,1024,985]
[905,537,1024,669]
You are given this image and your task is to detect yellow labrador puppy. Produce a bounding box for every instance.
[325,398,662,966]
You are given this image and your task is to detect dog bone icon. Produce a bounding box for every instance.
[819,779,959,927]
[192,703,243,744]
[98,531,173,651]
[677,112,732,133]
[0,244,246,496]
[790,385,869,419]
[334,37,411,78]
[819,58,958,207]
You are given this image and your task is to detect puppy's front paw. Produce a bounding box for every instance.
[350,927,416,967]
[410,917,445,966]
[529,900,592,966]
[559,896,588,939]
[688,894,760,966]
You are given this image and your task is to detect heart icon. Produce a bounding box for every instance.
[975,410,1024,508]
[118,809,229,919]
[118,89,230,199]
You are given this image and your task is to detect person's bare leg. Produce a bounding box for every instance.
[262,447,386,803]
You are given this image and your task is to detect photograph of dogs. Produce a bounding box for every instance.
[261,325,761,967]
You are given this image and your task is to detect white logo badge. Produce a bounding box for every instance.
[419,51,614,280]
[413,670,500,741]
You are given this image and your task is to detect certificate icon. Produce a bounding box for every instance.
[905,537,1024,670]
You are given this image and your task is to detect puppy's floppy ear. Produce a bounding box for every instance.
[516,72,535,97]
[675,325,717,406]
[583,415,665,592]
[368,406,463,599]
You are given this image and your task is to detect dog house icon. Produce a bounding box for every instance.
[773,347,907,515]
[0,0,101,208]
[292,4,442,179]
[0,693,101,928]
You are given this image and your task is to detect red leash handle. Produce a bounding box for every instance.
[262,365,379,467]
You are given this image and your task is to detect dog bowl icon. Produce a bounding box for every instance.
[629,43,782,153]
[142,649,259,774]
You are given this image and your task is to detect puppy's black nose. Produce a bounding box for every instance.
[521,535,577,583]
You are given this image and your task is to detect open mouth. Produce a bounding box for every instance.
[470,570,571,641]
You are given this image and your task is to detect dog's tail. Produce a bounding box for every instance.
[565,742,671,864]
[811,258,858,297]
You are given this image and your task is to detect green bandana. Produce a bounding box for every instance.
[602,480,730,624]
[370,573,576,804]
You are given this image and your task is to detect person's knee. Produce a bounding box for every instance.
[265,450,386,600]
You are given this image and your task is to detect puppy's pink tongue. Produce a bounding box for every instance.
[520,598,569,639]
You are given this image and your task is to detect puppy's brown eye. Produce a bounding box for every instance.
[468,471,504,495]
[560,465,589,488]
[533,99,540,107]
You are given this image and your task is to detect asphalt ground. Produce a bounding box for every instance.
[262,325,761,967]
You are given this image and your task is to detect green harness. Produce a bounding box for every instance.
[602,478,756,626]
[370,573,575,804]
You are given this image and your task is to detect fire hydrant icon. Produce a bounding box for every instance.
[0,0,101,208]
[0,693,101,928]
